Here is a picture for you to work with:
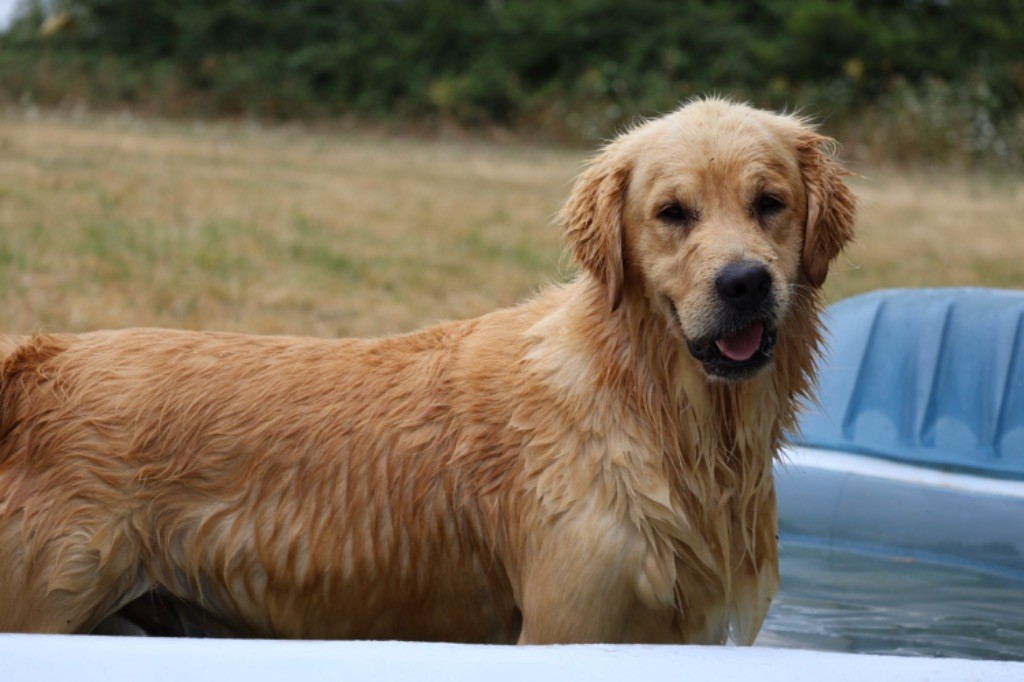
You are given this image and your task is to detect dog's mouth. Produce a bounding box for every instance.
[668,300,777,381]
[687,321,777,380]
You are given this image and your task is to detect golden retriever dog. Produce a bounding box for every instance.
[0,99,855,644]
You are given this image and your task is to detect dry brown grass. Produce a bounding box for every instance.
[0,110,1020,338]
[832,168,1023,299]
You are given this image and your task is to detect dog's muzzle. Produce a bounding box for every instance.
[671,260,780,381]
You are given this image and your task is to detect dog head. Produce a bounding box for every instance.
[561,99,856,381]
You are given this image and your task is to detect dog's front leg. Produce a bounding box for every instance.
[514,510,679,644]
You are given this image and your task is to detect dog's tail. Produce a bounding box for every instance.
[0,334,70,452]
[0,335,20,361]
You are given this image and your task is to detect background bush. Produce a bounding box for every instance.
[2,0,1022,167]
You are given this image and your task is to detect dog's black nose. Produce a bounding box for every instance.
[715,260,772,309]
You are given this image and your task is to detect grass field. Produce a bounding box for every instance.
[0,109,1021,338]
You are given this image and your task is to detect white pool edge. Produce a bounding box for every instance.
[780,445,1024,499]
[2,634,1023,682]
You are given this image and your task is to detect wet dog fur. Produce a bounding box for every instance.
[0,99,855,643]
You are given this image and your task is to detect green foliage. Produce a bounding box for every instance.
[3,0,1022,165]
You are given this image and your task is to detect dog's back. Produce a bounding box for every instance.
[0,325,526,639]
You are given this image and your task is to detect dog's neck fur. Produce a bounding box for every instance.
[525,273,823,642]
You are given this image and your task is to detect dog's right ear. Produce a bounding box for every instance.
[559,151,631,311]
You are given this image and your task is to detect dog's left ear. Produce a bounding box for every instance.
[560,151,631,310]
[798,133,857,288]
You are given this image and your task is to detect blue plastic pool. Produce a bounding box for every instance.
[769,288,1024,660]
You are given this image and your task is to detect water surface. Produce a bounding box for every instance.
[757,543,1024,660]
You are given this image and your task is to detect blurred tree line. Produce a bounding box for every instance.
[2,0,1022,166]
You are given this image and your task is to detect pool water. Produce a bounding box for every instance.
[757,543,1024,661]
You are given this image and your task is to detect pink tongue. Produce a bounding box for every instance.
[715,321,764,362]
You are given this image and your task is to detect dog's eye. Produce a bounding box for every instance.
[657,202,698,229]
[754,194,786,219]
